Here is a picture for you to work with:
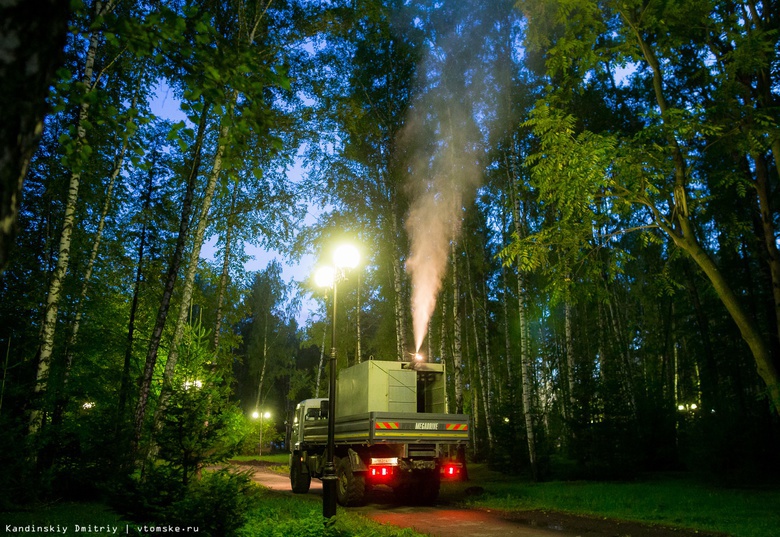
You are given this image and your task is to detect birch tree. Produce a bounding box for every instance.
[31,0,120,433]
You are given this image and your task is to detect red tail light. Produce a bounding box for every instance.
[441,463,462,479]
[368,465,395,481]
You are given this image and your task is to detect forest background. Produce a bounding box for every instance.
[1,0,779,524]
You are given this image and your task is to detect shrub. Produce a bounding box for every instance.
[169,469,261,537]
[112,467,260,537]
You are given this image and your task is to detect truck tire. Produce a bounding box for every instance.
[290,452,311,494]
[335,456,365,506]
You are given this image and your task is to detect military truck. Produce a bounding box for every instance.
[289,359,469,505]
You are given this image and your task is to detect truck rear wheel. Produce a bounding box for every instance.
[290,452,311,494]
[335,456,365,506]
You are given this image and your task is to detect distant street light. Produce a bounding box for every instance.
[252,410,272,456]
[677,403,699,413]
[315,242,360,519]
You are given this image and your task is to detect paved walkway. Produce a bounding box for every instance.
[243,464,580,537]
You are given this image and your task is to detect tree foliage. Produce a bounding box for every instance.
[1,0,779,509]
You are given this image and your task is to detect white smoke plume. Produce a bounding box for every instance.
[402,2,514,353]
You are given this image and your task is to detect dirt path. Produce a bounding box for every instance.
[235,461,725,537]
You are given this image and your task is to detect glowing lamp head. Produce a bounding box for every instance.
[413,352,424,362]
[315,266,335,288]
[333,244,360,269]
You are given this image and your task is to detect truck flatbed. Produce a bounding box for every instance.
[302,411,470,445]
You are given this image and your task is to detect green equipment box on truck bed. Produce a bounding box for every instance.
[290,360,469,505]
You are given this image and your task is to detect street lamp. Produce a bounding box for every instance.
[315,242,360,519]
[252,410,271,456]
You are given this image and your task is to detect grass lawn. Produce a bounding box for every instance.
[231,453,289,465]
[0,490,422,537]
[452,465,780,537]
[230,453,289,475]
[239,488,424,537]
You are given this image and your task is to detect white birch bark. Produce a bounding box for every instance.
[154,106,232,425]
[391,212,407,360]
[31,0,118,432]
[564,296,575,420]
[213,180,239,353]
[451,240,463,414]
[511,180,538,480]
[315,325,326,398]
[254,314,269,409]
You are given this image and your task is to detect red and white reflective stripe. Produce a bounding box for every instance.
[445,423,468,431]
[375,422,400,429]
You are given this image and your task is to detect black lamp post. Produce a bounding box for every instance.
[315,244,360,519]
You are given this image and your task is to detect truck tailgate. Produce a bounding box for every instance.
[334,411,469,445]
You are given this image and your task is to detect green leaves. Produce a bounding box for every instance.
[523,105,617,222]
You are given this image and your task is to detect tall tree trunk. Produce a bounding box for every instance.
[254,313,269,409]
[604,285,637,413]
[517,268,538,481]
[673,226,780,412]
[0,336,12,417]
[211,1,268,355]
[63,131,127,361]
[155,103,233,426]
[31,0,117,433]
[451,240,463,414]
[682,262,718,411]
[439,294,449,412]
[626,14,780,413]
[56,86,139,425]
[564,295,575,421]
[392,211,407,361]
[315,324,326,398]
[356,271,362,363]
[213,179,239,355]
[752,152,780,347]
[482,281,496,404]
[0,0,70,272]
[132,102,211,452]
[426,318,432,361]
[116,152,155,449]
[501,263,513,401]
[672,303,679,410]
[511,180,538,480]
[465,252,493,449]
[745,1,780,354]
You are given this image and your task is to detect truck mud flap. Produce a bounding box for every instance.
[347,448,368,472]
